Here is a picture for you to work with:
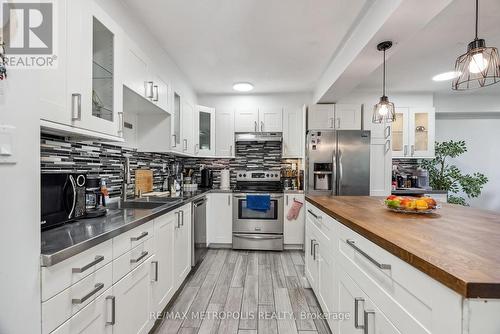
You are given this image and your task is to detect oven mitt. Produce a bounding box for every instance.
[287,199,304,220]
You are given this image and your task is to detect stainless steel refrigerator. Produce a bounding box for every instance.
[306,130,370,196]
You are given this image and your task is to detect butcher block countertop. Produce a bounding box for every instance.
[306,195,500,298]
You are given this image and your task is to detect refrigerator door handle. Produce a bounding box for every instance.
[338,149,343,195]
[332,141,337,196]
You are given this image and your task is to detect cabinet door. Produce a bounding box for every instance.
[51,288,113,334]
[392,107,410,158]
[259,107,283,132]
[207,193,233,245]
[304,215,318,290]
[182,100,195,155]
[171,92,182,151]
[318,247,336,317]
[39,0,69,125]
[122,44,148,99]
[335,104,361,130]
[113,259,153,334]
[151,214,176,312]
[174,206,192,287]
[370,138,392,196]
[215,108,235,157]
[234,108,259,132]
[282,106,304,158]
[283,194,305,245]
[196,106,216,156]
[337,270,366,334]
[154,76,169,112]
[409,108,435,158]
[307,104,335,130]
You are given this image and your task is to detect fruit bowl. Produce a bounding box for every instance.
[383,195,440,214]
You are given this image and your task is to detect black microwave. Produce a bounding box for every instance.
[41,173,87,230]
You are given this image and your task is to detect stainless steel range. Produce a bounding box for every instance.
[232,170,284,251]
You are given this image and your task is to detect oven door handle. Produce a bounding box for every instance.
[233,234,283,240]
[233,194,283,199]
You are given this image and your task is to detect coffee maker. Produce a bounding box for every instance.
[84,177,107,218]
[200,168,213,189]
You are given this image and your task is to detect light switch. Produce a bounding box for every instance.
[0,125,16,164]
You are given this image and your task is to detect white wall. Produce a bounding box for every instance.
[198,92,312,112]
[434,93,500,212]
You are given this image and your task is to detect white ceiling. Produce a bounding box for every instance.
[122,0,369,94]
[355,0,500,95]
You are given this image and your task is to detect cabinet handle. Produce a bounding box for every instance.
[130,251,149,264]
[72,255,104,273]
[337,118,341,128]
[307,209,321,220]
[230,145,233,156]
[329,117,334,128]
[286,195,289,206]
[228,195,231,206]
[385,139,391,153]
[176,211,181,228]
[363,310,375,334]
[71,93,81,121]
[411,144,415,156]
[152,260,159,282]
[106,296,115,325]
[403,145,408,156]
[384,125,391,139]
[313,241,318,260]
[152,85,159,102]
[354,298,365,329]
[130,231,148,241]
[261,121,264,132]
[346,239,391,270]
[146,81,154,99]
[195,144,199,154]
[183,139,188,151]
[118,112,124,136]
[310,239,315,256]
[172,134,177,148]
[254,121,257,132]
[72,283,104,304]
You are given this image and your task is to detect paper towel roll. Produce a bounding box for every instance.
[220,169,230,190]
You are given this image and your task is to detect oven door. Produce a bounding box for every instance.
[232,193,283,234]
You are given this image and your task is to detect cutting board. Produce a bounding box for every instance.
[135,169,153,195]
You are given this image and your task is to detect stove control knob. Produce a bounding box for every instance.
[275,174,279,177]
[243,174,246,177]
[238,174,242,177]
[266,173,269,177]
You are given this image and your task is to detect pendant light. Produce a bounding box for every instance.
[372,41,396,124]
[452,0,500,90]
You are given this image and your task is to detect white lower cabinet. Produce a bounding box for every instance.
[174,204,192,287]
[283,193,305,246]
[112,257,154,334]
[207,193,233,245]
[304,213,319,291]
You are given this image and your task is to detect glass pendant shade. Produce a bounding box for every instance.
[372,96,395,123]
[453,39,500,90]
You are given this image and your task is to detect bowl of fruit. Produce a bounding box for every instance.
[383,195,439,214]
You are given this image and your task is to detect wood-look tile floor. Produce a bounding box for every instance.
[154,249,331,334]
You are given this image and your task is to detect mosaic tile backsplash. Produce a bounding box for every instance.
[41,134,287,198]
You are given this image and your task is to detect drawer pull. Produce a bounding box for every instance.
[72,283,104,304]
[130,231,148,241]
[354,297,365,329]
[72,255,104,273]
[307,209,321,220]
[130,251,149,264]
[106,295,116,325]
[313,241,318,260]
[364,310,375,334]
[152,260,159,282]
[347,239,391,270]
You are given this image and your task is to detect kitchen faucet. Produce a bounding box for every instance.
[122,157,132,201]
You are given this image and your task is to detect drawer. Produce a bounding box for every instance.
[41,239,113,301]
[112,236,154,284]
[42,262,113,334]
[305,203,335,247]
[112,220,153,259]
[336,221,462,334]
[50,286,113,334]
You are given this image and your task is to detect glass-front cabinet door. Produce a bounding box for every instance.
[409,108,435,158]
[196,106,216,156]
[391,107,409,158]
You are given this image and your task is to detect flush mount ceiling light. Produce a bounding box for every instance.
[372,41,396,124]
[452,0,500,90]
[432,71,462,82]
[232,82,254,92]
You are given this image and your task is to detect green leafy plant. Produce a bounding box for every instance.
[420,140,488,206]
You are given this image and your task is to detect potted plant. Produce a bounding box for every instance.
[420,140,488,206]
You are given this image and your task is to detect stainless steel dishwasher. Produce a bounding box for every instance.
[192,196,208,266]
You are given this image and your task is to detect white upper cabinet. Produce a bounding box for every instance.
[171,92,182,152]
[308,104,335,130]
[122,43,148,101]
[215,108,235,157]
[181,100,195,155]
[235,108,259,132]
[258,107,283,132]
[392,107,435,158]
[335,104,362,130]
[195,106,216,156]
[282,106,305,158]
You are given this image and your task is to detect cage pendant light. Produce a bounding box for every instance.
[372,41,396,124]
[453,0,500,90]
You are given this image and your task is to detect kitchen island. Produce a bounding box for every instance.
[305,195,500,334]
